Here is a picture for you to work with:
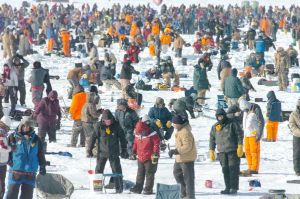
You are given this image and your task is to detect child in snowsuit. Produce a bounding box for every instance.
[130,121,160,194]
[209,108,244,195]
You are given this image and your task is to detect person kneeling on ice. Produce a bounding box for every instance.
[130,121,160,195]
[168,115,197,199]
[288,99,300,176]
[7,117,46,199]
[239,99,265,175]
[0,119,11,198]
[209,108,243,195]
[88,109,128,193]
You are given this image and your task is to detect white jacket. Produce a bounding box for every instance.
[243,111,260,137]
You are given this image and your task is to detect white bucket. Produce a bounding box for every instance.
[89,172,104,192]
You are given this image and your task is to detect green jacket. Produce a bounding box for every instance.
[223,75,245,98]
[209,121,244,153]
[193,65,210,91]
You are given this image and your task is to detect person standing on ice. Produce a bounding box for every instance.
[68,85,87,147]
[264,91,282,142]
[223,68,245,107]
[288,99,300,176]
[239,99,264,175]
[6,117,46,199]
[88,109,128,193]
[67,63,85,99]
[209,108,244,195]
[130,120,160,195]
[168,114,197,199]
[29,61,51,109]
[115,99,139,160]
[275,47,290,91]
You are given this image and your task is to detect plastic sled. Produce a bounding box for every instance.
[36,173,74,199]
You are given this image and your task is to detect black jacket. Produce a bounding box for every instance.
[115,108,139,135]
[120,62,138,80]
[89,121,127,159]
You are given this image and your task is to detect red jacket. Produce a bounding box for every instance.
[133,121,160,163]
[126,45,140,63]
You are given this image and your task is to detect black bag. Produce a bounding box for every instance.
[136,80,146,90]
[143,85,152,91]
[265,64,275,75]
[11,110,24,121]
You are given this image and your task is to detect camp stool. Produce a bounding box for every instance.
[103,173,123,193]
[155,183,181,199]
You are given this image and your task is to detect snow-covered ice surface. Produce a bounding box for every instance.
[0,0,300,199]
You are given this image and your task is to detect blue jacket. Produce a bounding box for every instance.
[46,26,56,39]
[255,38,265,53]
[148,106,172,127]
[8,131,46,185]
[79,78,90,89]
[266,91,282,122]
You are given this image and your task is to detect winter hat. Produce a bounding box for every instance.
[142,114,150,122]
[101,109,114,120]
[89,85,98,94]
[172,114,188,125]
[117,98,128,107]
[215,108,226,117]
[155,97,165,106]
[135,121,151,135]
[33,61,41,69]
[267,90,276,100]
[231,68,238,77]
[75,62,83,68]
[239,99,251,111]
[18,117,35,132]
[48,90,58,99]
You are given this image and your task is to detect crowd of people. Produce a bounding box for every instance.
[0,1,299,199]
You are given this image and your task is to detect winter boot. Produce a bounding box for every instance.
[130,185,142,194]
[143,189,154,195]
[104,182,115,189]
[220,189,230,194]
[250,170,258,175]
[240,170,251,177]
[229,189,237,194]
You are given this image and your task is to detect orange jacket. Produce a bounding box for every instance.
[130,23,140,38]
[107,26,114,37]
[260,19,270,36]
[125,15,133,24]
[160,34,172,45]
[152,23,160,36]
[69,92,87,120]
[149,42,156,57]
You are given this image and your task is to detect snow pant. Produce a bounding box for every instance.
[103,79,122,90]
[244,137,260,172]
[31,87,44,110]
[293,136,300,174]
[173,161,195,199]
[95,156,123,192]
[220,68,231,90]
[82,122,97,155]
[219,151,240,190]
[135,160,158,192]
[175,48,182,58]
[125,133,134,156]
[226,98,239,107]
[6,183,34,199]
[278,71,289,91]
[248,40,255,50]
[120,79,130,98]
[266,120,279,141]
[0,165,6,199]
[3,46,12,59]
[70,120,85,147]
[68,79,79,99]
[197,89,207,105]
[62,41,70,57]
[162,72,180,87]
[47,38,55,52]
[5,86,17,112]
[16,80,26,106]
[0,97,3,119]
[38,121,57,143]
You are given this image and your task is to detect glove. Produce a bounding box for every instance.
[237,144,243,158]
[120,150,129,159]
[166,121,172,128]
[39,167,46,176]
[251,130,257,136]
[135,71,140,75]
[168,149,178,158]
[155,119,162,128]
[209,150,215,161]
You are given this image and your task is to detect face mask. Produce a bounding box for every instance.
[103,119,112,126]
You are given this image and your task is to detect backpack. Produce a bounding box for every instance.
[135,80,146,90]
